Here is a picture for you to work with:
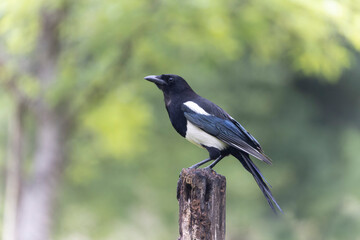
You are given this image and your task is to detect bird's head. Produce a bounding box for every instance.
[144,74,192,95]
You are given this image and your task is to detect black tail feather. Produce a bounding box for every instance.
[230,149,283,214]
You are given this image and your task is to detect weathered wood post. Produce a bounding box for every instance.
[177,168,226,240]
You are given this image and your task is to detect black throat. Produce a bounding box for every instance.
[163,90,197,137]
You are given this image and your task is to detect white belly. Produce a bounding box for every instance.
[185,121,228,150]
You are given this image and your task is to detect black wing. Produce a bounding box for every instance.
[182,103,272,164]
[194,96,263,151]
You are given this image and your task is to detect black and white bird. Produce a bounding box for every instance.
[144,74,282,213]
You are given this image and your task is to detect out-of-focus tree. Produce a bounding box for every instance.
[0,0,360,240]
[0,1,152,239]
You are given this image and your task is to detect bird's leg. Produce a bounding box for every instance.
[206,155,225,169]
[189,158,212,169]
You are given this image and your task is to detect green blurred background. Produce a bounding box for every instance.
[1,0,360,239]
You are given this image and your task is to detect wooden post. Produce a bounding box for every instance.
[177,168,226,240]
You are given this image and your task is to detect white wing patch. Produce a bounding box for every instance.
[184,101,210,115]
[185,122,228,150]
[183,101,227,150]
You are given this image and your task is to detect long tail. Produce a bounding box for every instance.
[230,149,283,214]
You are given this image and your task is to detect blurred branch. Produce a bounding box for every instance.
[0,57,43,112]
[14,6,71,240]
[32,6,66,85]
[63,23,148,124]
[0,4,67,112]
[0,70,39,111]
[60,0,164,124]
[2,99,25,240]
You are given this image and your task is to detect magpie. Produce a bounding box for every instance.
[144,74,282,213]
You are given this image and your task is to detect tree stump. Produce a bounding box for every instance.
[177,168,226,240]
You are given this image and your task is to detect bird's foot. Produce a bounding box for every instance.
[206,155,225,169]
[188,164,200,169]
[188,158,212,169]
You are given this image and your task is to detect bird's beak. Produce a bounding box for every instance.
[144,75,167,85]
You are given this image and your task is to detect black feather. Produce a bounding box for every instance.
[193,96,263,150]
[231,149,282,214]
[182,105,272,164]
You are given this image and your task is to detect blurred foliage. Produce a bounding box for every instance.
[82,87,151,159]
[1,0,360,239]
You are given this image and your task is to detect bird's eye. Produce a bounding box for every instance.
[168,77,174,83]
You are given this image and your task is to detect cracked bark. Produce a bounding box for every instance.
[177,168,226,240]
